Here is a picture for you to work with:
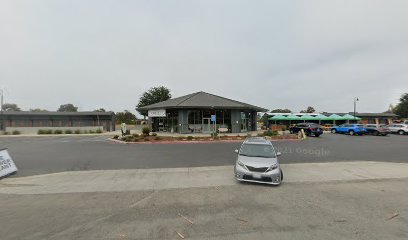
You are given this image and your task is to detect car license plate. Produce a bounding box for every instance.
[253,173,262,179]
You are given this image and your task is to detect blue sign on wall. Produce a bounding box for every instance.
[211,115,216,122]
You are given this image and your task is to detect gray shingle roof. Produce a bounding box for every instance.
[2,111,115,116]
[137,91,267,112]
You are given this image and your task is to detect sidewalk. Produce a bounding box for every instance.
[2,161,408,195]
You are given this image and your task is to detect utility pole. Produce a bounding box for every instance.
[353,97,359,121]
[1,89,4,131]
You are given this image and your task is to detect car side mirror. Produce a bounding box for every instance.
[276,152,282,156]
[234,149,239,154]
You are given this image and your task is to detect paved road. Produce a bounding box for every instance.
[1,133,408,177]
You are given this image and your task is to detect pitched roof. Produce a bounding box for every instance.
[137,91,267,112]
[2,111,115,116]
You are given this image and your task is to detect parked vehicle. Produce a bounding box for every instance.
[234,137,283,185]
[364,124,390,136]
[289,123,323,137]
[387,124,408,135]
[331,124,366,135]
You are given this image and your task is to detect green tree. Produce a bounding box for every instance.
[94,108,106,112]
[300,106,315,113]
[2,103,21,111]
[57,104,78,112]
[136,86,171,118]
[116,110,136,124]
[270,108,291,113]
[394,93,408,118]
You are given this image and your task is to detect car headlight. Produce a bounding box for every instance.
[237,161,247,170]
[268,163,279,171]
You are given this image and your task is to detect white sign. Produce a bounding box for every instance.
[0,148,18,178]
[148,109,166,117]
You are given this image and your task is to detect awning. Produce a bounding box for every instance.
[299,114,317,121]
[314,114,329,120]
[326,114,343,120]
[341,114,361,121]
[285,114,302,120]
[268,115,288,120]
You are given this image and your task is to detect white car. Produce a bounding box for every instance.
[387,124,408,135]
[234,137,283,185]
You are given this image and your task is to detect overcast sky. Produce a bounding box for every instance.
[1,0,407,115]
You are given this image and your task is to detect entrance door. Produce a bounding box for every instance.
[241,119,248,132]
[202,118,211,133]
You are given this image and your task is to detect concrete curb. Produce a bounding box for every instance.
[108,138,300,145]
[0,133,115,138]
[2,161,408,194]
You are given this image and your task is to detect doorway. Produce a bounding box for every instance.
[202,118,211,133]
[241,118,248,132]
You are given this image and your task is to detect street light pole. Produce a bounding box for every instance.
[1,89,4,131]
[353,97,359,121]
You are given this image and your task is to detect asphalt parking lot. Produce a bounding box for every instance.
[2,178,408,240]
[1,133,408,177]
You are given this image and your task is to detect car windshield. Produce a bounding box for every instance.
[239,144,276,158]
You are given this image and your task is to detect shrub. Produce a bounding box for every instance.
[132,133,140,137]
[257,132,264,137]
[38,129,46,135]
[154,136,161,141]
[211,132,218,138]
[263,130,278,136]
[96,128,102,134]
[54,130,63,134]
[142,127,151,136]
[4,132,9,135]
[65,130,72,134]
[74,130,81,134]
[113,135,119,139]
[177,136,185,140]
[83,130,88,134]
[46,129,53,134]
[187,136,193,140]
[121,136,133,142]
[88,130,95,134]
[12,130,21,135]
[152,133,157,137]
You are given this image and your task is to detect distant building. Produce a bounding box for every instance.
[137,91,267,134]
[345,112,399,125]
[0,111,115,134]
